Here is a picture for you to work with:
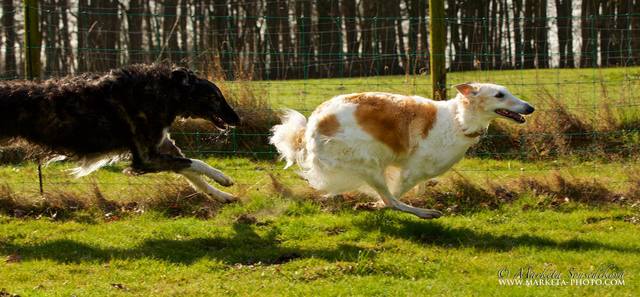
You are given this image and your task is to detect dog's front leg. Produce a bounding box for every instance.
[361,172,442,219]
[158,136,234,187]
[180,159,234,187]
[180,171,236,203]
[156,136,236,202]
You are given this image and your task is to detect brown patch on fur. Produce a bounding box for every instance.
[292,128,306,151]
[317,114,340,137]
[345,93,437,154]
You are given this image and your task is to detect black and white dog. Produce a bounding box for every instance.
[0,64,241,202]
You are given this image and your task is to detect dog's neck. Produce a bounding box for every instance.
[452,94,492,138]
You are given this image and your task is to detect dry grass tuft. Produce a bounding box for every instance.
[524,89,594,157]
[0,181,224,220]
[169,78,279,158]
[402,174,506,214]
[471,87,640,160]
[517,172,621,206]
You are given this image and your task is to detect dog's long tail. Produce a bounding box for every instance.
[269,109,307,169]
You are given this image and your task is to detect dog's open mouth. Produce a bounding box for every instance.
[495,109,526,123]
[212,116,229,130]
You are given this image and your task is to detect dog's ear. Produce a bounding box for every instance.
[171,67,190,87]
[453,82,477,97]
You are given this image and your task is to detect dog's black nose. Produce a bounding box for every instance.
[523,105,535,114]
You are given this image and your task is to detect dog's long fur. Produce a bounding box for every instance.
[0,64,241,202]
[270,83,534,218]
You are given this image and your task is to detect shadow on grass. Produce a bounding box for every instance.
[3,212,638,266]
[352,211,640,253]
[0,223,369,265]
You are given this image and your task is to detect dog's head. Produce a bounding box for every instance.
[171,67,241,130]
[453,82,534,123]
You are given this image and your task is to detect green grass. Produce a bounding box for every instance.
[1,157,639,296]
[1,197,638,296]
[223,67,640,114]
[2,67,640,296]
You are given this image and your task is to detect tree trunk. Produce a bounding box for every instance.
[2,0,17,75]
[599,0,611,66]
[316,0,341,78]
[295,0,313,78]
[213,0,232,78]
[179,0,188,63]
[143,0,155,62]
[59,0,73,73]
[342,0,358,76]
[617,0,632,66]
[534,0,549,68]
[265,0,280,78]
[503,0,512,68]
[418,0,429,73]
[360,0,375,75]
[513,0,523,68]
[580,0,597,67]
[127,0,143,64]
[555,0,573,67]
[523,0,535,68]
[77,0,88,72]
[407,0,420,73]
[379,1,401,75]
[162,0,179,61]
[278,0,293,78]
[633,0,640,65]
[43,0,61,75]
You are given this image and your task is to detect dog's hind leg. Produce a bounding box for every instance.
[361,172,442,219]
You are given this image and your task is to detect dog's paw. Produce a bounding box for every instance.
[215,175,235,187]
[213,191,238,203]
[123,167,144,176]
[413,209,443,219]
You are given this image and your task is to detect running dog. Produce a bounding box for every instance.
[270,83,534,218]
[0,64,241,202]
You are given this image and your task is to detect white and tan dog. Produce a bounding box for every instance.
[270,83,534,219]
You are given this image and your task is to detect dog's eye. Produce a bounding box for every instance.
[495,92,505,98]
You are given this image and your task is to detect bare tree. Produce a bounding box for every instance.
[580,0,597,67]
[555,0,574,67]
[127,0,144,64]
[2,0,17,75]
[316,0,341,78]
[162,0,179,61]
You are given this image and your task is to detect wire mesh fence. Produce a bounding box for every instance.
[0,0,639,198]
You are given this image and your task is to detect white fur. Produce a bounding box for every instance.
[42,127,236,203]
[180,171,235,202]
[270,83,533,219]
[180,158,234,187]
[68,153,127,177]
[270,109,307,169]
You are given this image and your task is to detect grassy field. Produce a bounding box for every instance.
[226,67,640,114]
[2,67,640,296]
[1,157,639,296]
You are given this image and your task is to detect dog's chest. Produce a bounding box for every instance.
[411,133,473,177]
